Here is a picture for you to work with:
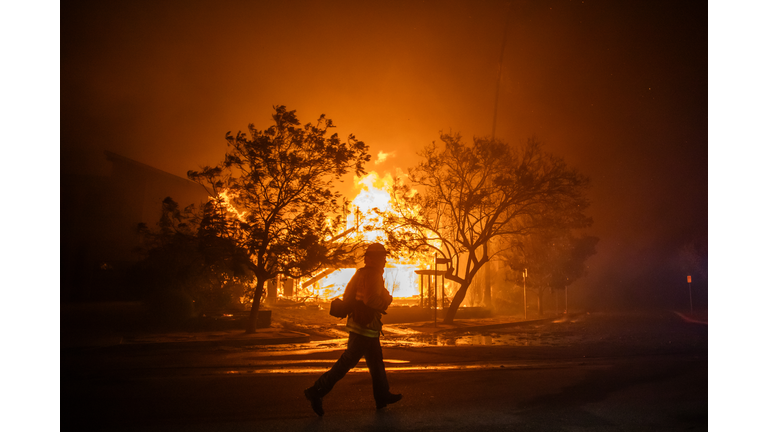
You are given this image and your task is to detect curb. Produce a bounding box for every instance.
[672,311,708,325]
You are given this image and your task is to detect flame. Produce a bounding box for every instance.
[347,172,394,243]
[311,171,435,299]
[313,263,423,299]
[213,172,444,301]
[213,189,248,221]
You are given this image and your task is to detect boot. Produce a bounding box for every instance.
[376,392,403,410]
[304,387,324,416]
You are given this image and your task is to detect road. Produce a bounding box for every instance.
[62,311,707,431]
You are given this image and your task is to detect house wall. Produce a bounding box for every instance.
[61,151,210,301]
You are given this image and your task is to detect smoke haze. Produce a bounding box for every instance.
[61,0,707,310]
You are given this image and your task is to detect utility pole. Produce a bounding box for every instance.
[523,268,528,320]
[491,3,514,140]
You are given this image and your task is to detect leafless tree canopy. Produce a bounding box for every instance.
[386,133,592,322]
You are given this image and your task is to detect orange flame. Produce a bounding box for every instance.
[214,172,442,301]
[347,172,394,243]
[312,171,432,299]
[213,189,248,221]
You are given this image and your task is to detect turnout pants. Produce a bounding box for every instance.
[312,331,390,404]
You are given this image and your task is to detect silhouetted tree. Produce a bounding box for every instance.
[386,134,591,323]
[130,197,254,315]
[501,230,598,316]
[188,106,370,332]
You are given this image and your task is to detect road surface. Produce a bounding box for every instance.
[62,311,707,431]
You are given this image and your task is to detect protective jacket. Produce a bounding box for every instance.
[342,265,392,338]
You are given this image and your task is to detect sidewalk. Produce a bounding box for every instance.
[62,313,570,350]
[61,301,584,349]
[62,309,704,350]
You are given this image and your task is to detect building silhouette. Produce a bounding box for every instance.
[61,150,209,301]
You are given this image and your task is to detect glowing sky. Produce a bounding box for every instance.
[61,0,707,309]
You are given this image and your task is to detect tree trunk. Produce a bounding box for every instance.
[246,279,266,333]
[443,282,471,324]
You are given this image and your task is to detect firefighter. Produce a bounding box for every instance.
[304,243,403,415]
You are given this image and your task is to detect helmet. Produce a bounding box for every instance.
[365,243,388,255]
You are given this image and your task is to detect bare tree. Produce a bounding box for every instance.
[386,134,591,323]
[501,229,598,316]
[189,106,370,332]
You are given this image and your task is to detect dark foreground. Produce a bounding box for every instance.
[62,311,707,431]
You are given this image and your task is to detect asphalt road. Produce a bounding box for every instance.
[62,311,707,431]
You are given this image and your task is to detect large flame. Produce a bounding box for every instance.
[347,172,394,243]
[314,172,429,299]
[215,172,442,301]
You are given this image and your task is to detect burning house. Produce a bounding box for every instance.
[268,172,459,310]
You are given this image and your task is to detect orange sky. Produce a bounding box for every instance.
[62,0,707,309]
